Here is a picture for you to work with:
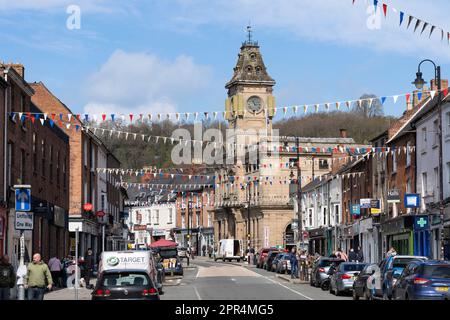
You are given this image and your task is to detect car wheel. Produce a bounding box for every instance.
[237,259,241,262]
[353,290,359,300]
[214,258,217,262]
[222,258,225,262]
[404,293,409,300]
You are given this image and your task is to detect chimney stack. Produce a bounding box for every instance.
[339,129,347,139]
[430,79,449,92]
[7,63,25,79]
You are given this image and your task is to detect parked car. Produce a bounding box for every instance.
[310,257,344,287]
[329,262,367,296]
[370,255,428,300]
[256,248,277,268]
[392,260,450,300]
[273,254,292,274]
[263,250,281,271]
[177,247,188,260]
[158,247,183,276]
[352,263,378,300]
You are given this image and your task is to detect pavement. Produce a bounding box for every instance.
[43,256,351,300]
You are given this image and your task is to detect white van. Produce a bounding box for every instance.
[97,251,163,295]
[214,239,244,262]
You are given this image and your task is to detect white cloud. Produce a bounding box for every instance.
[171,0,450,61]
[83,49,212,116]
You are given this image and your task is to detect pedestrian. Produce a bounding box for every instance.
[386,247,397,258]
[299,250,307,280]
[208,245,213,258]
[24,253,53,300]
[249,247,255,265]
[356,246,364,262]
[348,248,357,262]
[48,255,62,288]
[202,244,206,257]
[290,247,299,279]
[335,247,348,261]
[84,248,95,289]
[0,255,16,300]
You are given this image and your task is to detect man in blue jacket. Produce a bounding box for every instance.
[290,248,299,279]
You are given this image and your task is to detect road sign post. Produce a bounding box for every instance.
[13,185,31,301]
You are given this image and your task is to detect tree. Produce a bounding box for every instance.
[353,94,384,118]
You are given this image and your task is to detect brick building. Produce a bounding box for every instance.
[29,81,124,259]
[0,64,70,266]
[174,180,215,255]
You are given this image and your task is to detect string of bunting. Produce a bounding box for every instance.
[9,88,449,123]
[8,113,420,153]
[353,0,450,46]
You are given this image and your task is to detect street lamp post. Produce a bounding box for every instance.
[247,184,251,253]
[296,137,304,251]
[412,59,445,260]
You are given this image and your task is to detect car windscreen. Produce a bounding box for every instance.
[318,260,333,267]
[422,265,450,279]
[101,272,150,287]
[392,258,421,269]
[159,249,178,258]
[341,264,366,272]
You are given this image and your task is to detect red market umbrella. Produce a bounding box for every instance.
[149,239,177,248]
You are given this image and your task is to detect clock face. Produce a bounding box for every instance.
[247,96,262,113]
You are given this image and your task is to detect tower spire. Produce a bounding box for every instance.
[247,25,252,43]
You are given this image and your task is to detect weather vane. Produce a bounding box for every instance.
[247,24,252,43]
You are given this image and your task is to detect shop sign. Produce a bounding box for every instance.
[350,204,361,216]
[133,225,147,231]
[405,194,420,208]
[152,229,166,236]
[370,200,381,215]
[360,199,372,209]
[387,189,401,203]
[414,216,429,231]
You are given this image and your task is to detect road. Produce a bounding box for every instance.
[161,258,351,300]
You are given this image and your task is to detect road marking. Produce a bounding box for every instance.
[194,286,202,300]
[264,276,314,300]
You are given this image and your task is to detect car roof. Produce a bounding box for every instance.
[341,262,367,265]
[101,269,151,274]
[391,255,428,259]
[414,260,450,266]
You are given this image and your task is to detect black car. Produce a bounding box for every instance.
[158,247,184,276]
[263,251,281,271]
[352,263,378,300]
[92,269,160,300]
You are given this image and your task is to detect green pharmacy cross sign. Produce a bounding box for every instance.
[417,218,427,228]
[414,216,429,231]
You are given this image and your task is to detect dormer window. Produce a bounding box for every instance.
[255,66,261,75]
[250,53,256,61]
[246,65,253,75]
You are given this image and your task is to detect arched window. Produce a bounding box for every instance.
[246,65,253,75]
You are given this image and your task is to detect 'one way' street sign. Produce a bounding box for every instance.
[14,185,31,212]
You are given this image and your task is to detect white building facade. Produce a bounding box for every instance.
[129,203,177,247]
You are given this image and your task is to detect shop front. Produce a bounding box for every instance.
[308,228,326,256]
[355,217,378,263]
[381,215,415,256]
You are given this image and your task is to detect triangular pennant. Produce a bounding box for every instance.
[399,12,404,26]
[420,22,429,35]
[382,3,387,17]
[429,25,436,38]
[414,19,422,33]
[417,92,422,101]
[381,97,386,105]
[39,118,44,125]
[393,95,399,104]
[407,15,414,29]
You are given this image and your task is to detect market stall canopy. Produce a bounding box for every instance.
[149,239,177,248]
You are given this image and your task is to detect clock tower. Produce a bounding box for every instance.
[225,28,276,138]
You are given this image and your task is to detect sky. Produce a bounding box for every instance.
[1,0,450,119]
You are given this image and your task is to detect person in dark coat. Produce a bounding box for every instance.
[348,248,358,262]
[84,248,95,289]
[356,246,364,262]
[290,248,298,279]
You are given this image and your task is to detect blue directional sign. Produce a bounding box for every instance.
[15,188,31,212]
[404,194,420,208]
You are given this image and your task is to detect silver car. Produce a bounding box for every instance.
[310,258,345,287]
[329,262,367,296]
